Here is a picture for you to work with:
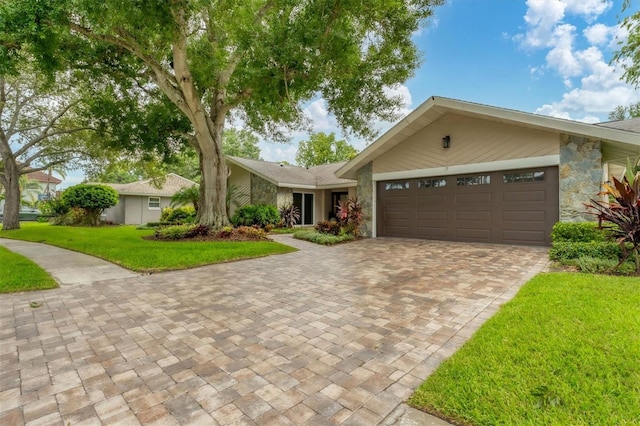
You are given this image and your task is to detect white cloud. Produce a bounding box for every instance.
[259,141,299,164]
[545,23,581,81]
[517,0,636,122]
[522,0,568,48]
[583,23,612,45]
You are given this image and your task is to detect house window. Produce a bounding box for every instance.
[148,197,161,210]
[418,178,446,188]
[456,175,491,186]
[293,192,314,226]
[385,181,410,190]
[503,171,545,183]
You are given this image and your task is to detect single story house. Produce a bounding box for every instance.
[333,96,640,246]
[227,156,356,225]
[103,173,196,225]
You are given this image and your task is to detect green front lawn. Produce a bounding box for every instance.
[0,246,58,293]
[1,223,296,272]
[409,272,640,426]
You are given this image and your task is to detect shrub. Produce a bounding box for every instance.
[50,207,92,226]
[336,196,364,236]
[185,224,211,238]
[279,204,300,228]
[589,170,640,273]
[293,229,355,245]
[61,184,118,226]
[39,195,69,217]
[145,221,173,228]
[550,222,607,243]
[315,220,341,236]
[549,241,622,263]
[231,204,279,228]
[154,224,194,240]
[576,256,635,275]
[215,225,268,240]
[160,206,196,223]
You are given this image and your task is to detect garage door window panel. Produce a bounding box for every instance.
[503,171,545,183]
[418,178,446,188]
[385,181,410,190]
[456,175,491,186]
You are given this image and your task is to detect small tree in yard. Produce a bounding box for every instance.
[62,184,118,226]
[588,172,640,273]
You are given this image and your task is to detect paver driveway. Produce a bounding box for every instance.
[0,236,549,425]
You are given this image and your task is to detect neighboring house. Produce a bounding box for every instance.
[0,170,61,212]
[24,170,62,202]
[102,173,196,225]
[334,96,640,246]
[227,156,356,225]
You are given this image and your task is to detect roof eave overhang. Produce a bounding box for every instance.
[226,156,280,186]
[336,96,640,180]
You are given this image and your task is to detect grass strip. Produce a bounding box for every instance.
[0,246,58,293]
[1,223,296,272]
[409,272,640,426]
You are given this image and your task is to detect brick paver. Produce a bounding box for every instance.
[0,236,548,425]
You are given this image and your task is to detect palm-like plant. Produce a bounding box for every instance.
[588,172,640,273]
[171,185,200,212]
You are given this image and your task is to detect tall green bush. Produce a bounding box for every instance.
[230,204,279,228]
[160,206,196,223]
[61,184,118,226]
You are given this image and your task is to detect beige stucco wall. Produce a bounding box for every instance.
[227,164,251,216]
[373,113,560,174]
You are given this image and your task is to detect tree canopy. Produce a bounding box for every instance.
[608,102,640,121]
[223,129,261,160]
[0,67,102,229]
[614,0,640,87]
[1,0,444,227]
[295,132,358,167]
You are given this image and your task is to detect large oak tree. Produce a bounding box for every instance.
[0,70,96,230]
[2,0,443,227]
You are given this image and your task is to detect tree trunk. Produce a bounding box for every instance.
[1,158,21,230]
[193,114,228,228]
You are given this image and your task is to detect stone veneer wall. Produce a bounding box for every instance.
[277,187,293,208]
[250,174,277,205]
[356,162,373,237]
[559,135,602,222]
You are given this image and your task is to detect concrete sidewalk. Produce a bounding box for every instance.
[0,238,139,286]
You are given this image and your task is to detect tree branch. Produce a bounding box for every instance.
[69,21,190,118]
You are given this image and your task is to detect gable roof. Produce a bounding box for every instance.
[336,96,640,179]
[25,170,62,184]
[227,156,355,189]
[106,173,196,197]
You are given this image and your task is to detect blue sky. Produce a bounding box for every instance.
[61,0,639,187]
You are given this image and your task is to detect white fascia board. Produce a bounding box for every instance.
[278,183,317,190]
[316,183,358,189]
[372,155,560,181]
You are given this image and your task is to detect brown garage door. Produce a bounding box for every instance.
[377,167,559,245]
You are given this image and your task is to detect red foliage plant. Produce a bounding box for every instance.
[588,173,640,273]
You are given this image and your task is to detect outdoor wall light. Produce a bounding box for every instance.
[442,135,451,149]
